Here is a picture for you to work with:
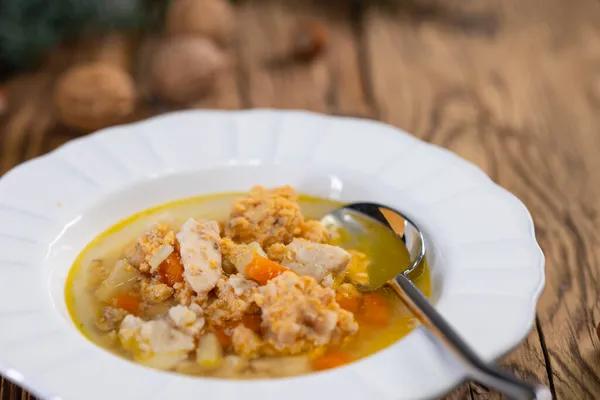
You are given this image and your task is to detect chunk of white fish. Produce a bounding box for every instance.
[282,239,351,282]
[118,315,195,370]
[176,218,222,296]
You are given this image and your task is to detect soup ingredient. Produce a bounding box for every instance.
[176,218,222,297]
[140,277,174,303]
[128,223,176,273]
[66,185,432,379]
[278,239,351,283]
[359,293,392,327]
[255,271,358,354]
[158,252,185,286]
[165,0,235,47]
[335,283,363,314]
[168,305,205,337]
[96,306,128,331]
[346,250,370,286]
[312,352,352,371]
[301,220,331,243]
[244,253,288,285]
[232,324,262,358]
[205,274,258,326]
[150,37,227,104]
[113,294,139,314]
[215,327,233,349]
[149,244,174,271]
[220,238,266,274]
[95,260,140,302]
[54,63,135,132]
[211,313,262,350]
[239,314,262,334]
[196,332,224,367]
[225,185,328,248]
[118,315,195,369]
[227,274,259,297]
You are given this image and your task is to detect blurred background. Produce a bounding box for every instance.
[1,0,600,399]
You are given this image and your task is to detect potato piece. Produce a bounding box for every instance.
[118,315,195,370]
[95,260,140,302]
[196,332,223,368]
[231,324,262,358]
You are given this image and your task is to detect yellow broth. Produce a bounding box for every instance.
[65,192,431,376]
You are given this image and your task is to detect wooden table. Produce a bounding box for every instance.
[1,0,599,398]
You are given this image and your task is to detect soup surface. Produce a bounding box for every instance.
[66,186,430,378]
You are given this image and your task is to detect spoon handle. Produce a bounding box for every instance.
[390,274,552,400]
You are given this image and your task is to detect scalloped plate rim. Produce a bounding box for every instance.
[0,109,545,400]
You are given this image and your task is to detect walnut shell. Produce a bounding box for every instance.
[54,63,136,132]
[150,37,227,104]
[291,19,328,61]
[165,0,235,47]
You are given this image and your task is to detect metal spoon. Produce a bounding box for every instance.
[320,203,551,400]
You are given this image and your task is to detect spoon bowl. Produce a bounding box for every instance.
[320,203,424,291]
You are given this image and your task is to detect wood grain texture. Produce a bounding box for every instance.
[362,3,551,399]
[2,0,600,399]
[362,0,600,398]
[235,0,371,116]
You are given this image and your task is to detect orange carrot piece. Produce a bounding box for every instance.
[213,314,263,350]
[214,328,232,349]
[240,314,262,334]
[312,352,353,371]
[114,294,139,314]
[335,292,361,314]
[245,253,288,285]
[359,293,391,326]
[158,252,184,286]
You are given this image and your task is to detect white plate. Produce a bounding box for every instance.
[0,110,544,400]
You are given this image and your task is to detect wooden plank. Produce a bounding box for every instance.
[0,380,20,400]
[445,384,473,400]
[362,1,561,398]
[235,0,372,117]
[467,323,552,399]
[364,0,600,398]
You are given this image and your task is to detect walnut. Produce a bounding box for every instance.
[291,19,328,62]
[165,0,235,47]
[54,63,136,132]
[150,37,227,104]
